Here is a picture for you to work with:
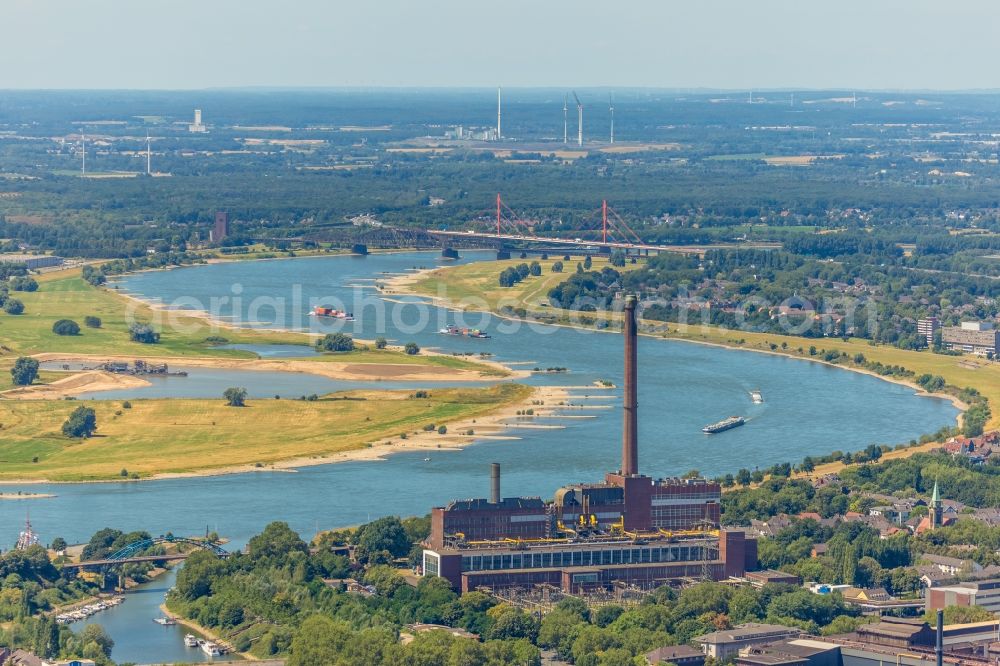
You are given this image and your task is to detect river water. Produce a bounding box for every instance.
[0,251,958,663]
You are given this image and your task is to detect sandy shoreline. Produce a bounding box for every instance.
[0,383,563,484]
[27,351,512,390]
[1,369,152,400]
[383,266,969,427]
[0,492,56,499]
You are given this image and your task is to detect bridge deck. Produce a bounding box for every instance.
[63,553,196,568]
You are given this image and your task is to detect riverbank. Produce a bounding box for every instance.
[392,259,992,431]
[158,603,245,660]
[0,383,537,482]
[0,491,55,499]
[26,350,512,391]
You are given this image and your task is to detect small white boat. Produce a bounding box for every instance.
[153,617,176,626]
[750,389,763,404]
[200,640,223,656]
[184,634,198,648]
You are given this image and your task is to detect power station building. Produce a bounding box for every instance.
[422,296,757,593]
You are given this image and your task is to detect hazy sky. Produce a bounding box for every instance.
[1,0,996,90]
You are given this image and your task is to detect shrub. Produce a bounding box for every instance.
[52,319,81,336]
[9,276,37,292]
[423,423,436,431]
[224,387,248,407]
[84,316,102,328]
[437,425,448,434]
[374,336,387,350]
[317,333,354,352]
[128,322,159,343]
[4,299,24,315]
[404,342,420,355]
[10,357,39,386]
[121,401,131,409]
[62,406,97,438]
[82,265,106,286]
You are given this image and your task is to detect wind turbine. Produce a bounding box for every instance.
[563,94,568,144]
[609,93,615,144]
[145,132,151,175]
[573,91,583,146]
[81,134,86,175]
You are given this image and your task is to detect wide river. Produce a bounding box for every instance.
[0,251,957,663]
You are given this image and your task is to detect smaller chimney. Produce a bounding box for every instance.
[490,463,500,504]
[936,609,943,666]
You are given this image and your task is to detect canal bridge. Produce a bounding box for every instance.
[63,536,230,570]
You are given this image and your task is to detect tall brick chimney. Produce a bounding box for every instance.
[622,295,638,476]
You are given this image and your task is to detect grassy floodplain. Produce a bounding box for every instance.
[408,256,1000,431]
[0,263,524,480]
[0,266,500,389]
[0,384,531,481]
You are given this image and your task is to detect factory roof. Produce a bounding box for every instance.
[442,497,545,512]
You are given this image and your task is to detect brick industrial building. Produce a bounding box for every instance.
[422,295,757,593]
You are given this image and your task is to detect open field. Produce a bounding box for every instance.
[0,383,532,481]
[400,258,1000,431]
[0,267,501,391]
[401,256,612,314]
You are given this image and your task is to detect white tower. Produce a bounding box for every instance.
[496,86,501,140]
[563,95,568,144]
[146,133,151,175]
[609,94,615,145]
[81,134,86,175]
[573,91,583,147]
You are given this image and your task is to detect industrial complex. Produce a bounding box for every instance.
[422,295,757,593]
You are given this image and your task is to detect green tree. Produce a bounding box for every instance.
[529,261,542,276]
[552,261,564,273]
[287,614,350,666]
[79,623,114,658]
[62,406,97,438]
[374,336,387,349]
[51,319,80,335]
[736,468,752,486]
[4,298,24,314]
[84,315,102,328]
[10,357,39,386]
[405,342,420,355]
[223,387,248,407]
[247,521,308,561]
[925,605,995,625]
[128,322,159,343]
[583,255,593,269]
[317,333,354,352]
[354,516,411,563]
